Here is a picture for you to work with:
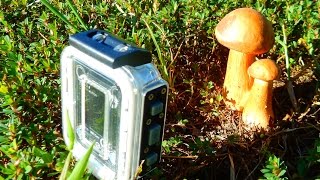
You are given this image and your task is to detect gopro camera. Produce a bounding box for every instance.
[61,29,168,179]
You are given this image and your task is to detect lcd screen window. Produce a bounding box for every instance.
[81,79,109,158]
[73,60,122,170]
[84,83,106,142]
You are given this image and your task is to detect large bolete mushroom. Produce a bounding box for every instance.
[215,8,274,111]
[242,59,279,128]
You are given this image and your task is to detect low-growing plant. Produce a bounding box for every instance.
[296,138,320,179]
[189,137,215,156]
[162,136,182,154]
[260,154,288,180]
[0,113,65,179]
[199,81,223,117]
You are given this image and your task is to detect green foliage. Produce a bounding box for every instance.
[40,0,80,32]
[261,146,320,180]
[0,114,66,179]
[189,137,215,156]
[0,0,92,178]
[65,0,88,30]
[200,81,223,117]
[162,136,182,154]
[258,0,319,58]
[260,154,288,180]
[0,1,64,178]
[296,138,320,178]
[0,0,319,179]
[143,18,169,81]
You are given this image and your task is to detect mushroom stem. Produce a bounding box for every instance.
[223,50,255,111]
[242,79,274,128]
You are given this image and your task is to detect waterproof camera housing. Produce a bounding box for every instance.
[61,29,168,179]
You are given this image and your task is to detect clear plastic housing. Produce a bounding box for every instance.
[61,45,168,180]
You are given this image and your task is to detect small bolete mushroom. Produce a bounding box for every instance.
[215,8,274,111]
[242,59,279,128]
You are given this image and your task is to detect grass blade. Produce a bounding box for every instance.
[67,143,95,180]
[282,24,298,111]
[142,18,169,80]
[65,111,75,151]
[66,0,88,30]
[40,0,79,32]
[282,24,291,81]
[59,152,72,180]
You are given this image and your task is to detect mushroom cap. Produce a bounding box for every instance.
[248,59,279,81]
[215,8,274,54]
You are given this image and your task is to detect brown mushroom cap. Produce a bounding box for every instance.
[248,59,279,81]
[215,8,274,54]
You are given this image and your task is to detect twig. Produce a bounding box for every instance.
[241,157,252,180]
[174,163,207,180]
[229,153,235,180]
[298,107,311,120]
[310,107,320,117]
[162,155,198,159]
[276,55,285,63]
[286,81,299,111]
[306,122,320,132]
[244,157,264,180]
[172,39,184,63]
[270,126,315,137]
[38,32,49,41]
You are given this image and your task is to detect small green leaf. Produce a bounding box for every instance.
[260,169,270,173]
[0,84,8,94]
[67,143,95,180]
[264,172,274,178]
[277,39,286,47]
[0,136,9,145]
[0,164,15,175]
[278,169,286,177]
[266,165,274,169]
[24,165,32,173]
[33,147,54,164]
